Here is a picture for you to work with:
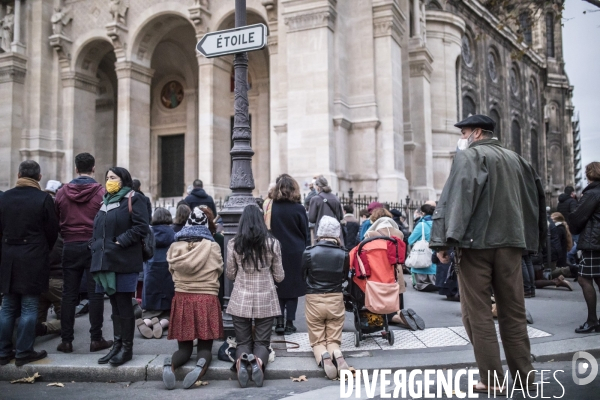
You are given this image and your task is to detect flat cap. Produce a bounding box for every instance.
[454,114,496,132]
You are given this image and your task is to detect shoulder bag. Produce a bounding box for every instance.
[405,222,432,269]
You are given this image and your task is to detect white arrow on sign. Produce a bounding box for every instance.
[196,23,267,58]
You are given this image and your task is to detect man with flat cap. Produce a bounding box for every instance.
[430,114,546,393]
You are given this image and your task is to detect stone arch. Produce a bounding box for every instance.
[73,36,114,77]
[426,0,444,11]
[132,12,200,198]
[128,7,197,68]
[211,4,269,33]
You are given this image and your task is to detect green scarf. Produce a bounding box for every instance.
[103,186,131,206]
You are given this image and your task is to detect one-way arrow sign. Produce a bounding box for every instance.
[196,23,267,58]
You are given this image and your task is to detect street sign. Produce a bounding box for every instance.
[196,23,267,58]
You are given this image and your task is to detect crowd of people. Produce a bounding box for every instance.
[1,117,599,392]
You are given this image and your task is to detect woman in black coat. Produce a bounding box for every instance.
[268,174,309,334]
[90,167,149,366]
[139,208,175,339]
[568,162,600,334]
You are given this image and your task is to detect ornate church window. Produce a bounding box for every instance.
[487,52,498,82]
[463,96,476,119]
[509,67,519,95]
[462,36,473,67]
[511,120,522,155]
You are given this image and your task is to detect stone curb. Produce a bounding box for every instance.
[1,336,599,383]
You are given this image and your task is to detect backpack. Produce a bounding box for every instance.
[128,191,155,261]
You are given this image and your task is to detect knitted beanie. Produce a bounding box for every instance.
[317,215,340,238]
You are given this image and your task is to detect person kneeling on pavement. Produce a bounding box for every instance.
[161,207,223,390]
[302,216,350,380]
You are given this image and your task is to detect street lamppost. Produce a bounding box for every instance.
[219,0,257,336]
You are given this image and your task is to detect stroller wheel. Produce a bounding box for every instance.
[354,330,360,347]
[387,331,395,346]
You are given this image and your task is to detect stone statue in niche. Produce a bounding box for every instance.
[109,0,129,25]
[161,81,184,109]
[51,6,72,36]
[0,4,15,52]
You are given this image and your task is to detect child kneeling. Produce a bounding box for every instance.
[302,216,350,379]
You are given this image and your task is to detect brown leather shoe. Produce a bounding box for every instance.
[90,338,114,352]
[57,341,73,353]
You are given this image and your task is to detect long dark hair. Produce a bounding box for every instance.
[106,167,133,188]
[233,205,274,271]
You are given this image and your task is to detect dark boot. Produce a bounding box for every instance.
[275,316,285,335]
[284,320,297,334]
[109,316,134,366]
[98,315,122,364]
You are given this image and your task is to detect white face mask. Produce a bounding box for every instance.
[456,138,469,151]
[456,129,477,151]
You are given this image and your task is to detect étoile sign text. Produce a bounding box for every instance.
[196,23,267,58]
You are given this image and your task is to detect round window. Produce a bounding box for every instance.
[160,81,184,109]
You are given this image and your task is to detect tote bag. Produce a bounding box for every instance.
[405,222,432,269]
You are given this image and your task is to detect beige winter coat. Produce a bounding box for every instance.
[167,239,223,296]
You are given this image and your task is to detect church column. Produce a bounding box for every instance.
[282,0,337,188]
[197,56,231,198]
[185,88,198,190]
[262,0,283,183]
[372,0,409,201]
[115,61,154,185]
[425,10,465,195]
[0,53,27,190]
[61,72,100,181]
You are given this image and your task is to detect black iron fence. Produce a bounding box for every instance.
[154,188,425,232]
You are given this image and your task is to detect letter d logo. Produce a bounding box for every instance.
[572,351,598,386]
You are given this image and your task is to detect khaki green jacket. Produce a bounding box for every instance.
[430,139,546,251]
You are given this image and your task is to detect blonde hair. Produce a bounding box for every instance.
[551,212,573,252]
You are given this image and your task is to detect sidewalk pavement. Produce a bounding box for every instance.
[1,275,599,383]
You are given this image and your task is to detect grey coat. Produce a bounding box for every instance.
[430,139,546,252]
[308,192,344,245]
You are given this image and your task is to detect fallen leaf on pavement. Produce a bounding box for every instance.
[10,373,41,384]
[290,375,308,382]
[47,383,65,388]
[194,380,209,387]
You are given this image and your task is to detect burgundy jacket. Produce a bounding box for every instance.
[55,177,105,243]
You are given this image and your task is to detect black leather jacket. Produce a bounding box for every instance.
[302,241,349,294]
[569,181,600,251]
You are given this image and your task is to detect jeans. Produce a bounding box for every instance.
[0,294,39,358]
[521,255,535,294]
[61,241,105,342]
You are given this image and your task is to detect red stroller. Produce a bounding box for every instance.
[345,236,405,347]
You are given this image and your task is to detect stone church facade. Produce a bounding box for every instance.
[0,0,574,203]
